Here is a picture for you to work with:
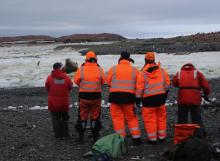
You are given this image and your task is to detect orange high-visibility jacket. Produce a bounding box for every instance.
[107,60,139,94]
[136,63,170,100]
[74,62,105,92]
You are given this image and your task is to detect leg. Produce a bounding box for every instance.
[142,107,157,142]
[110,103,126,137]
[190,106,203,138]
[90,99,102,142]
[156,104,167,141]
[178,105,189,124]
[75,99,89,142]
[123,104,142,145]
[123,104,141,139]
[51,112,63,138]
[61,112,70,138]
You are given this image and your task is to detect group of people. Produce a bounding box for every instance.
[45,50,210,145]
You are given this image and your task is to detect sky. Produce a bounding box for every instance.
[0,0,220,38]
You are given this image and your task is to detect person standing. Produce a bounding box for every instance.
[136,52,170,144]
[45,62,73,138]
[173,63,210,136]
[74,51,105,142]
[106,51,142,145]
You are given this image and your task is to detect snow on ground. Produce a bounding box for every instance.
[0,43,220,88]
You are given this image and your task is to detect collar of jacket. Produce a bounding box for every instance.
[181,63,196,70]
[83,62,98,66]
[118,59,131,65]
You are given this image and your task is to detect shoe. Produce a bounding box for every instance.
[132,138,143,146]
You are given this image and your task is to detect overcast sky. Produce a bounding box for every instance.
[0,0,220,38]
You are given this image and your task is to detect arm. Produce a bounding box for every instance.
[164,69,170,90]
[73,68,81,86]
[100,68,106,85]
[106,67,113,86]
[198,71,211,96]
[135,71,145,98]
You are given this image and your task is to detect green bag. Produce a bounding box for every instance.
[92,133,127,158]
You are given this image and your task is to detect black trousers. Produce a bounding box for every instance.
[51,112,69,121]
[178,105,202,125]
[177,105,207,138]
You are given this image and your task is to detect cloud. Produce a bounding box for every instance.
[0,0,220,37]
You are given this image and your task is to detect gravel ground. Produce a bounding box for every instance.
[0,79,220,161]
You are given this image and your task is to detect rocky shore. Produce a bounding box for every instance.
[0,79,220,161]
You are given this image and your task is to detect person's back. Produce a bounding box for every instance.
[107,51,142,145]
[173,63,211,136]
[173,63,210,106]
[136,52,170,144]
[45,62,73,138]
[74,51,105,142]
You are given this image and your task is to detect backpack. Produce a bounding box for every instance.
[91,133,127,160]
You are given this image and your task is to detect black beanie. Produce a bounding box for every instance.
[120,51,130,59]
[53,62,63,70]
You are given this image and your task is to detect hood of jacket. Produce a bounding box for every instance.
[181,63,196,71]
[52,69,66,79]
[143,62,161,79]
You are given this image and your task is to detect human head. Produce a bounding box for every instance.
[119,51,134,63]
[85,51,97,63]
[145,51,155,64]
[53,62,63,70]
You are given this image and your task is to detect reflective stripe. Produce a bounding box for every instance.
[80,86,100,91]
[148,132,156,137]
[144,68,167,95]
[112,79,135,84]
[54,79,64,84]
[80,66,102,91]
[158,136,166,139]
[132,135,141,139]
[129,127,140,131]
[81,81,100,85]
[111,85,134,90]
[145,88,165,95]
[149,138,157,141]
[194,70,197,79]
[145,82,164,89]
[115,129,125,134]
[158,130,166,134]
[111,66,136,91]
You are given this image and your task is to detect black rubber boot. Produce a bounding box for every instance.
[91,120,101,142]
[75,120,87,143]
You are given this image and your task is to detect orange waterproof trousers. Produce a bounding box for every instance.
[110,103,141,138]
[79,98,101,121]
[142,104,166,141]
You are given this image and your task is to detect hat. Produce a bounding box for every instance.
[120,51,130,59]
[145,52,155,61]
[85,51,97,61]
[53,62,63,70]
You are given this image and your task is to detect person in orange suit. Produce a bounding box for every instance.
[136,52,170,144]
[74,51,105,142]
[107,51,142,145]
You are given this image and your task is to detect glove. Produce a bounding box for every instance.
[203,95,210,102]
[136,97,142,108]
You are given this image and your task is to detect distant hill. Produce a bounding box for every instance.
[0,35,55,43]
[0,33,126,43]
[57,33,126,43]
